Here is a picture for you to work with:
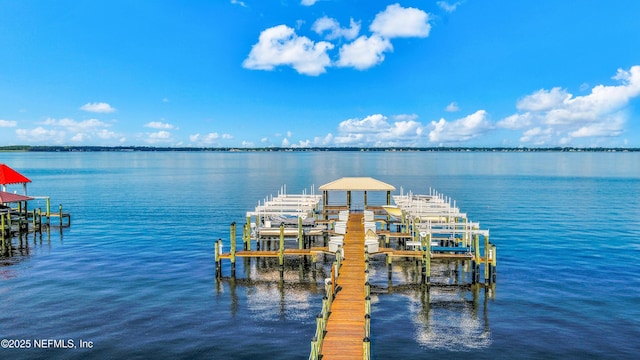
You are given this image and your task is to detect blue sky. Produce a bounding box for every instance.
[1,0,640,148]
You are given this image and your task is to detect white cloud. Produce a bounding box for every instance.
[498,112,533,130]
[42,117,110,132]
[243,25,334,76]
[428,110,492,143]
[338,114,389,133]
[519,127,553,145]
[190,133,218,142]
[313,133,334,146]
[569,113,625,138]
[437,1,463,13]
[290,139,312,148]
[370,4,431,38]
[300,0,318,6]
[499,65,640,145]
[95,129,119,140]
[244,4,433,75]
[70,132,88,142]
[16,127,66,143]
[334,133,365,145]
[16,118,126,144]
[336,35,392,70]
[445,102,460,112]
[16,117,121,144]
[146,131,173,144]
[145,121,177,130]
[230,0,246,7]
[516,87,570,112]
[312,17,360,40]
[0,119,17,127]
[190,132,233,145]
[335,113,423,146]
[80,102,116,113]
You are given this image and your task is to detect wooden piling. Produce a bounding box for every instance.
[246,215,251,251]
[298,216,303,250]
[230,222,237,275]
[473,233,480,283]
[215,239,221,277]
[1,213,5,254]
[242,223,248,251]
[484,234,490,284]
[315,313,324,354]
[491,244,497,283]
[278,222,285,265]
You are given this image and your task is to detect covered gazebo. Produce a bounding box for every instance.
[0,164,32,195]
[318,177,395,218]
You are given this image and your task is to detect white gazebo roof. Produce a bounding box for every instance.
[318,177,396,191]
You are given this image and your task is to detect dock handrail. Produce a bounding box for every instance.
[363,248,371,360]
[309,247,341,360]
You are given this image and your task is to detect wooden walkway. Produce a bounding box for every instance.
[321,213,366,359]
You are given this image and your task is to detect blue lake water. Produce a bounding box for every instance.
[1,151,639,359]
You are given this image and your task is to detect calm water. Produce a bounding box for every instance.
[1,151,639,359]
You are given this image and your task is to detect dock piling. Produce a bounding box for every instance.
[298,216,303,250]
[279,222,285,278]
[215,238,222,278]
[490,244,497,283]
[1,213,5,254]
[484,235,490,284]
[363,337,370,360]
[230,222,237,276]
[245,215,251,251]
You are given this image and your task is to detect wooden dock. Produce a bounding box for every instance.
[213,178,497,359]
[320,213,366,359]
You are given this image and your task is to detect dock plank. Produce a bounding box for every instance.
[321,213,366,360]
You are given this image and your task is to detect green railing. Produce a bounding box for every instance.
[363,247,371,360]
[309,246,341,360]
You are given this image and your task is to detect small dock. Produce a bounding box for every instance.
[1,164,71,256]
[213,177,497,359]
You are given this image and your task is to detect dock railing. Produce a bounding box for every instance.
[364,247,371,359]
[309,245,341,360]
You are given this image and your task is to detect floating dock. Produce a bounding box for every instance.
[214,177,495,359]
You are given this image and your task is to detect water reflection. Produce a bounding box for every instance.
[1,229,55,260]
[215,254,494,350]
[371,258,494,350]
[215,256,328,319]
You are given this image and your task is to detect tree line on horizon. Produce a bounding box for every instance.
[0,145,638,152]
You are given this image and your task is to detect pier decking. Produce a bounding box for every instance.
[321,213,366,359]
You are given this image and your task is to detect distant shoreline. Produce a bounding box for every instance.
[1,145,638,152]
